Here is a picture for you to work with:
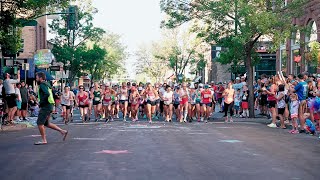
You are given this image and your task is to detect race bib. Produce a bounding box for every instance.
[120,95,127,100]
[149,96,155,101]
[80,101,85,105]
[94,97,101,101]
[204,94,210,98]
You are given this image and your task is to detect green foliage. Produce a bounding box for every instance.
[135,42,170,82]
[161,0,306,62]
[308,41,320,66]
[49,2,106,83]
[95,32,128,78]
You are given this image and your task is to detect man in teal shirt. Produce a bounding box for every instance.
[34,72,68,145]
[291,74,308,133]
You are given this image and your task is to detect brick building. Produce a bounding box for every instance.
[277,0,320,75]
[15,16,47,63]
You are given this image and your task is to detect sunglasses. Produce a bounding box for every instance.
[80,88,84,89]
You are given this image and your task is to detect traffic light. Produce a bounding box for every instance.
[67,6,78,30]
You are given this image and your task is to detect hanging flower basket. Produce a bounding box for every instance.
[294,55,301,63]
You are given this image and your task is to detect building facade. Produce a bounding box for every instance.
[16,16,47,62]
[278,0,320,75]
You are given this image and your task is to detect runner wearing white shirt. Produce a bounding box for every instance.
[163,86,173,122]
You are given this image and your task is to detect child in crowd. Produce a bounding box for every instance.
[277,84,286,129]
[234,89,241,117]
[289,93,299,134]
[240,88,249,118]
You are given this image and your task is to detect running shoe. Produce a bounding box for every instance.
[299,129,306,134]
[200,117,204,122]
[291,130,299,134]
[289,129,295,133]
[123,118,126,122]
[267,123,277,128]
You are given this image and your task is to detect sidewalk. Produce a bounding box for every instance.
[1,124,28,131]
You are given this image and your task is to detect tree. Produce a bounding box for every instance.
[96,32,128,79]
[0,0,69,57]
[82,44,107,82]
[161,0,306,117]
[49,1,105,83]
[135,42,170,83]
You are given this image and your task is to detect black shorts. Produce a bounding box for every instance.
[173,103,179,109]
[93,101,101,106]
[268,101,276,108]
[37,105,53,126]
[156,99,160,105]
[260,95,268,106]
[119,100,127,105]
[147,100,157,106]
[278,108,285,115]
[21,102,28,110]
[5,94,17,108]
[79,104,89,108]
[218,98,223,104]
[62,104,71,109]
[203,102,212,107]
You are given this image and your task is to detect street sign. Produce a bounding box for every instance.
[50,65,61,71]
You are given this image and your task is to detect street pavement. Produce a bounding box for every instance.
[0,110,319,180]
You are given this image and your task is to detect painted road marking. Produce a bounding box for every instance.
[188,133,211,135]
[24,135,41,137]
[95,150,131,154]
[219,140,243,143]
[127,125,161,129]
[73,137,105,141]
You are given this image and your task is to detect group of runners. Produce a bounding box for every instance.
[55,81,220,124]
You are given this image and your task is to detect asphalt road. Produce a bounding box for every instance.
[0,115,319,180]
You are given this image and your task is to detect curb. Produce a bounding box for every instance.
[0,124,28,132]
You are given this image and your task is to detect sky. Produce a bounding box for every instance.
[92,0,163,78]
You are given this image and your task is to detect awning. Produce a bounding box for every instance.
[35,68,54,81]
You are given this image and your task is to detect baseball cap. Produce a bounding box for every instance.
[199,83,204,87]
[236,77,240,80]
[204,84,209,89]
